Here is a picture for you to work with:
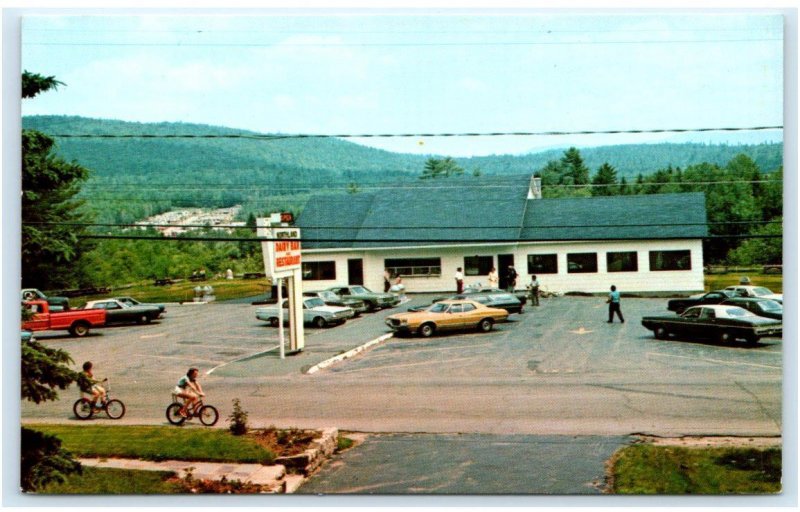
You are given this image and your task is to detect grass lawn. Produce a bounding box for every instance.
[704,274,783,293]
[27,424,275,464]
[609,445,781,494]
[40,467,183,494]
[71,279,271,306]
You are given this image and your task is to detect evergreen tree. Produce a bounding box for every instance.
[591,162,618,196]
[560,147,590,186]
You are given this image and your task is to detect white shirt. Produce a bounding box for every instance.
[455,271,464,280]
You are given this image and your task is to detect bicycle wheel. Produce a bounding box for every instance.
[166,403,187,426]
[199,405,219,426]
[105,399,126,420]
[73,398,94,420]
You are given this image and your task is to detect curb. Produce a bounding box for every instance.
[305,333,394,374]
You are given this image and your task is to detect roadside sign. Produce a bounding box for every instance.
[262,227,301,279]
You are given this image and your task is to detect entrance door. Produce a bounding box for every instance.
[348,259,364,285]
[497,254,515,290]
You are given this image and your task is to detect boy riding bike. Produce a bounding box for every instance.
[79,361,107,408]
[174,367,204,418]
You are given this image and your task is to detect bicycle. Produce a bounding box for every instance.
[165,394,219,426]
[73,379,126,420]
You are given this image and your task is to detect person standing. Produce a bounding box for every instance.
[487,267,499,289]
[455,267,464,294]
[528,275,540,306]
[383,269,392,293]
[506,265,518,293]
[607,285,624,323]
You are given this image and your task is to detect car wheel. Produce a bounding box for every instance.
[69,322,90,337]
[313,316,327,328]
[745,333,759,346]
[366,302,377,313]
[419,323,435,338]
[655,326,668,340]
[718,330,735,344]
[136,314,151,325]
[269,317,279,328]
[478,318,494,332]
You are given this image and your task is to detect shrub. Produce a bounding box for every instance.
[227,399,248,436]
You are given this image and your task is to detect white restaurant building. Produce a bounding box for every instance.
[295,176,707,295]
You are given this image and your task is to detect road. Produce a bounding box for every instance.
[22,295,782,438]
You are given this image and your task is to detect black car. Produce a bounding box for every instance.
[642,305,782,345]
[720,297,783,320]
[409,292,523,314]
[83,299,162,325]
[667,290,739,313]
[303,290,368,316]
[432,287,528,306]
[114,296,166,315]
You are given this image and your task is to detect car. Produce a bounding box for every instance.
[642,304,782,345]
[303,290,368,316]
[720,297,783,320]
[21,330,34,343]
[114,296,166,316]
[82,299,162,325]
[326,285,400,312]
[433,286,528,306]
[22,300,107,337]
[667,290,739,314]
[409,292,523,314]
[20,288,70,312]
[724,285,783,304]
[256,297,354,328]
[385,299,509,338]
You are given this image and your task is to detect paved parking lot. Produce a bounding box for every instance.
[22,295,782,438]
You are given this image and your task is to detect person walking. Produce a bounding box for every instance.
[487,267,499,289]
[505,265,518,293]
[455,267,464,294]
[607,285,624,323]
[383,269,392,293]
[528,275,540,306]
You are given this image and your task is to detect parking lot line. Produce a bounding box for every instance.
[139,333,166,339]
[206,344,282,374]
[646,352,781,370]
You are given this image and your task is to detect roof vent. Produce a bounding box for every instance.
[528,176,542,199]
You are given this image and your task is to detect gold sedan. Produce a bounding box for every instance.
[385,299,509,338]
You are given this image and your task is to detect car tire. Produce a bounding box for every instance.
[419,323,435,338]
[478,318,494,332]
[69,322,90,337]
[136,314,151,325]
[745,333,759,346]
[269,317,279,328]
[655,326,669,340]
[718,330,735,344]
[366,302,377,313]
[313,316,327,328]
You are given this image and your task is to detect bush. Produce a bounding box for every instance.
[227,399,249,436]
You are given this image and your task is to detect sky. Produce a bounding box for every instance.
[21,12,784,157]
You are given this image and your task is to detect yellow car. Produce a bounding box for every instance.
[385,299,509,338]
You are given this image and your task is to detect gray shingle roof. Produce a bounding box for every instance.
[297,178,707,249]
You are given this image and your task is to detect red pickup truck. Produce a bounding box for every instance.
[22,300,106,337]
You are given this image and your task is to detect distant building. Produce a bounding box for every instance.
[296,176,707,294]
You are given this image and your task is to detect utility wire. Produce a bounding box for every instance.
[44,125,783,140]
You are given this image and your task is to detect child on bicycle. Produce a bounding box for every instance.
[175,367,204,417]
[79,361,107,407]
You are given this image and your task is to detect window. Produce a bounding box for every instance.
[527,254,558,274]
[607,252,638,272]
[462,303,476,312]
[464,256,493,276]
[385,258,441,277]
[302,261,336,280]
[567,253,598,273]
[450,304,463,313]
[649,250,691,271]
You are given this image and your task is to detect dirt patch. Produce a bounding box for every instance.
[636,435,781,448]
[248,427,319,457]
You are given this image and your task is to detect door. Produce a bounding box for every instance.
[348,259,364,286]
[497,254,515,290]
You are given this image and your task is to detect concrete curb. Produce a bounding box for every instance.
[305,333,394,374]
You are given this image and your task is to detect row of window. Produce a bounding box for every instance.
[302,250,692,280]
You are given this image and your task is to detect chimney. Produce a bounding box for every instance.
[528,176,542,199]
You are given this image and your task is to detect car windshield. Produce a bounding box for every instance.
[305,298,326,308]
[429,303,450,313]
[759,300,782,312]
[489,294,516,301]
[752,287,774,297]
[350,286,372,294]
[725,307,755,318]
[319,291,338,301]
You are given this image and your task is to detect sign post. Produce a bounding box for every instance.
[257,216,304,357]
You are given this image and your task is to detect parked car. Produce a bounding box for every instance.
[21,288,70,312]
[409,292,523,314]
[720,297,783,320]
[326,285,399,311]
[114,296,166,316]
[22,300,106,337]
[385,299,509,338]
[432,286,528,306]
[303,290,368,316]
[667,290,739,313]
[21,330,34,343]
[642,304,782,345]
[82,299,162,325]
[256,297,354,328]
[724,285,783,304]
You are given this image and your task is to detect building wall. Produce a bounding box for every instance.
[300,239,705,294]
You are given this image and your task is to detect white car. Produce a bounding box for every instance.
[256,297,354,328]
[724,286,783,304]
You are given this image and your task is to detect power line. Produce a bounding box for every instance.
[44,125,783,140]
